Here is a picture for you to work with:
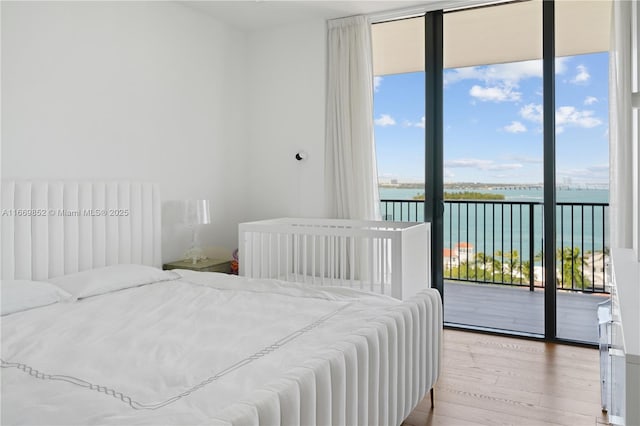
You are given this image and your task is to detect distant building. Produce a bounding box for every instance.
[443,248,459,269]
[454,242,475,264]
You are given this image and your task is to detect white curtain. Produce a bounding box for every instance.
[325,15,381,221]
[609,0,634,250]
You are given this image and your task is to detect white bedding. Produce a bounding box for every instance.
[2,270,442,426]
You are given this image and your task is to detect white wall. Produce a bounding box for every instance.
[1,1,249,262]
[245,19,329,220]
[634,0,640,262]
[2,3,362,261]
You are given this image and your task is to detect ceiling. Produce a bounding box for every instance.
[184,1,435,31]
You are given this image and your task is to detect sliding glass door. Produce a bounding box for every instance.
[372,0,611,343]
[441,1,544,335]
[554,1,611,343]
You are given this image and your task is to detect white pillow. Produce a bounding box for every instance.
[1,280,72,315]
[48,264,179,300]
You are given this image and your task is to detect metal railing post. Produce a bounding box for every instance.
[529,203,535,292]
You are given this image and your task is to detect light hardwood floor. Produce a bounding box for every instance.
[403,330,608,426]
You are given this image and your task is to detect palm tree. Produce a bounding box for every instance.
[534,250,544,263]
[556,247,590,290]
[475,252,501,282]
[521,260,532,285]
[494,250,523,284]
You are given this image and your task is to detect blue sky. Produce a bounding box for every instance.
[373,52,609,185]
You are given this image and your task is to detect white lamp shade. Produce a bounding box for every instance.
[182,200,211,225]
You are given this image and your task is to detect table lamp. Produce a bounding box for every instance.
[182,199,211,264]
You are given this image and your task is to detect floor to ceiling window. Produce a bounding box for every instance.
[554,2,610,343]
[372,0,611,343]
[372,16,426,222]
[441,0,545,336]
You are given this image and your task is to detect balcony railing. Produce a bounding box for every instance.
[380,199,609,293]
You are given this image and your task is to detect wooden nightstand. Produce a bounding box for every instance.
[163,258,232,273]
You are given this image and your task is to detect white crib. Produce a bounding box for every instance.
[238,218,431,300]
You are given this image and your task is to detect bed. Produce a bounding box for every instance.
[1,181,443,426]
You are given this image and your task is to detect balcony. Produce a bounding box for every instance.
[381,198,609,342]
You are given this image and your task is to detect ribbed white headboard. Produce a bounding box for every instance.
[1,181,161,280]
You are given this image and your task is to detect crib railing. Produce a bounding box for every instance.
[238,218,431,300]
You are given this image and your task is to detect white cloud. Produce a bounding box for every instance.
[555,57,569,75]
[403,116,425,128]
[584,96,598,105]
[470,85,521,102]
[443,60,568,103]
[446,61,539,86]
[374,76,383,92]
[519,103,602,131]
[557,164,609,182]
[444,58,569,87]
[374,114,396,127]
[570,65,590,84]
[556,106,602,128]
[505,155,542,164]
[445,158,523,171]
[503,121,527,133]
[444,67,486,86]
[519,103,544,123]
[484,62,541,83]
[446,159,493,169]
[487,163,524,171]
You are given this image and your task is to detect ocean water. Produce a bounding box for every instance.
[379,187,609,262]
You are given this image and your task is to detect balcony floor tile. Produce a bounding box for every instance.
[444,281,609,342]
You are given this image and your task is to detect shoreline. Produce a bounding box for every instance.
[379,182,609,191]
